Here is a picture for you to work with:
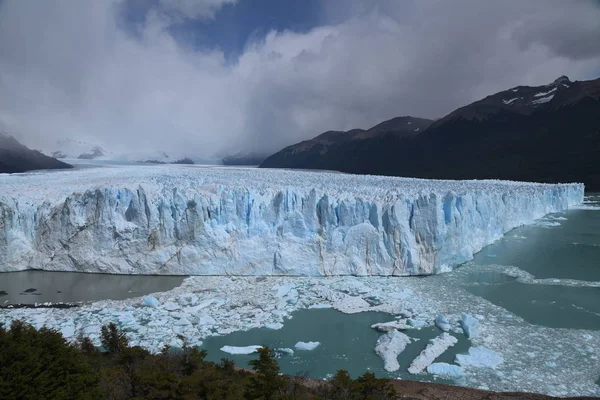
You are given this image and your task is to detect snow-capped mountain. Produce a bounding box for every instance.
[0,132,72,173]
[261,75,600,190]
[46,139,109,160]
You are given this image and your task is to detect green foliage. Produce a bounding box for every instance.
[0,320,101,400]
[246,346,285,400]
[100,322,129,355]
[317,369,396,400]
[0,321,398,400]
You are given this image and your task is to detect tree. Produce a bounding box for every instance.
[0,320,101,400]
[245,347,284,400]
[354,372,396,400]
[328,369,355,400]
[100,323,129,355]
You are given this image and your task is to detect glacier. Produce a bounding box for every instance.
[0,165,583,275]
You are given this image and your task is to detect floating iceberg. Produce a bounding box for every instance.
[435,315,451,332]
[0,166,583,275]
[374,330,411,372]
[220,345,263,355]
[408,333,458,374]
[265,322,284,330]
[427,362,463,378]
[275,348,294,356]
[371,320,412,332]
[460,313,478,338]
[295,341,320,351]
[142,296,159,308]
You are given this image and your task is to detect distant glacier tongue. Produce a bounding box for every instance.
[0,166,583,275]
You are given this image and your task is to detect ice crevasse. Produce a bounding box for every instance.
[0,166,583,275]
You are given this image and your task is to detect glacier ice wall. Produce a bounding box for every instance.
[0,166,583,275]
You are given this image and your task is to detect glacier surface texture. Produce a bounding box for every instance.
[0,166,583,275]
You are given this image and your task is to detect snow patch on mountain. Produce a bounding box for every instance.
[534,87,558,97]
[502,97,519,105]
[532,94,555,105]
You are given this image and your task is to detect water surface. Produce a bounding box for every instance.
[202,308,470,381]
[0,270,184,304]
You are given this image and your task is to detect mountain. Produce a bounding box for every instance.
[260,76,600,190]
[46,139,109,160]
[221,151,270,166]
[260,116,433,170]
[0,133,73,173]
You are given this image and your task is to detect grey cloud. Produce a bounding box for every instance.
[0,0,599,159]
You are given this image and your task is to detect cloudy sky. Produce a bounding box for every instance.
[1,0,599,159]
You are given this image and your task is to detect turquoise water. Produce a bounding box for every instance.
[463,194,600,330]
[201,308,470,381]
[472,195,600,281]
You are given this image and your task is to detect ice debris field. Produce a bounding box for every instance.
[0,165,583,275]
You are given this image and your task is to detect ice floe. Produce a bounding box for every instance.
[220,345,263,355]
[374,330,411,372]
[408,333,458,374]
[461,313,479,338]
[371,320,412,332]
[295,341,320,351]
[456,347,503,368]
[427,362,463,378]
[434,315,451,332]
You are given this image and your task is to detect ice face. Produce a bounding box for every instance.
[0,166,583,276]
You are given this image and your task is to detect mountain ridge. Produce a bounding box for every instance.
[0,133,73,174]
[260,76,600,190]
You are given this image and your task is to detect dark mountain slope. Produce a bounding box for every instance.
[0,133,73,174]
[260,76,600,190]
[260,116,433,169]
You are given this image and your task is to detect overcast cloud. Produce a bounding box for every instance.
[0,0,599,158]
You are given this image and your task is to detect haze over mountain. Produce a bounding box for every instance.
[1,1,600,159]
[261,76,600,189]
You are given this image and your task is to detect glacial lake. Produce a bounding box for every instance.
[0,270,184,304]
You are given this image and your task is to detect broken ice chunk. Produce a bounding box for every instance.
[265,322,284,330]
[456,347,503,368]
[275,348,294,356]
[294,341,320,351]
[371,320,411,332]
[220,345,263,355]
[142,296,160,308]
[435,315,451,332]
[375,330,411,372]
[408,333,458,374]
[427,362,463,378]
[460,313,478,338]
